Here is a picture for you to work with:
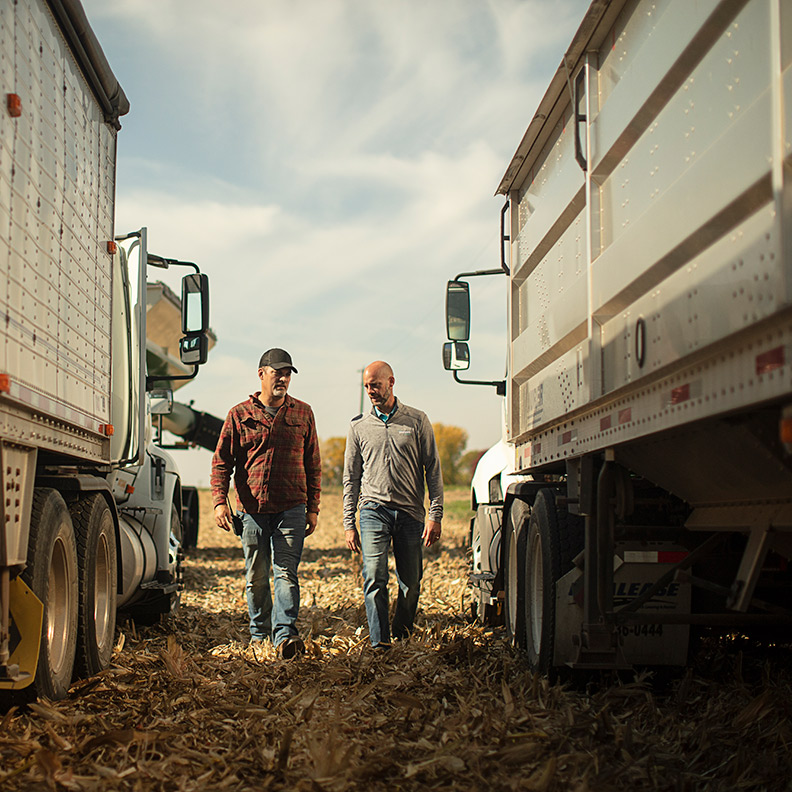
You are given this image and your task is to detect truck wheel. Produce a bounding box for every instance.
[71,494,117,677]
[523,489,584,673]
[22,489,79,700]
[504,499,529,649]
[168,503,183,615]
[470,506,503,626]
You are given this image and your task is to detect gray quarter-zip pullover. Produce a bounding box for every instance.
[342,400,444,529]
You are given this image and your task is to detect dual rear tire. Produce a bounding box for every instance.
[21,489,78,700]
[18,489,116,701]
[71,493,117,678]
[503,489,584,674]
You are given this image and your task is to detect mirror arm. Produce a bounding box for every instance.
[452,268,504,282]
[452,370,506,396]
[146,367,199,391]
[500,200,511,276]
[149,256,200,274]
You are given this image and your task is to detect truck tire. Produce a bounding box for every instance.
[523,489,584,673]
[504,499,529,649]
[168,502,183,615]
[181,485,199,550]
[71,494,117,678]
[469,506,503,626]
[22,489,79,700]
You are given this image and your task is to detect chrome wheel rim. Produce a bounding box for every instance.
[48,531,74,675]
[94,530,113,652]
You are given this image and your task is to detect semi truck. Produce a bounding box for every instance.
[444,0,792,672]
[0,0,213,701]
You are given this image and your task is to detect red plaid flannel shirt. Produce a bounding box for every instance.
[211,393,321,515]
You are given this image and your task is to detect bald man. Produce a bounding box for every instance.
[342,361,444,649]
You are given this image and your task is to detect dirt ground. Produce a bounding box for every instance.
[2,488,792,791]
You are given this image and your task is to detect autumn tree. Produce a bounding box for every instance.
[432,423,468,486]
[459,448,487,485]
[321,436,346,487]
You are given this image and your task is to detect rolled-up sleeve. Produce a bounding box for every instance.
[210,413,236,507]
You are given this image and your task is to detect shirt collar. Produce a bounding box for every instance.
[251,392,292,411]
[374,398,398,422]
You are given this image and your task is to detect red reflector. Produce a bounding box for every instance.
[7,94,21,118]
[618,408,632,424]
[0,374,9,393]
[781,418,792,444]
[756,346,784,375]
[100,423,114,436]
[600,415,612,431]
[670,384,690,404]
[125,484,135,494]
[561,431,572,445]
[658,551,688,563]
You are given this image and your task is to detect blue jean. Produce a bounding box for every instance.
[239,505,306,646]
[359,503,424,646]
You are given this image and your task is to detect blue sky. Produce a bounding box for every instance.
[81,0,586,486]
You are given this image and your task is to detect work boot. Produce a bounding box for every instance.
[277,636,305,659]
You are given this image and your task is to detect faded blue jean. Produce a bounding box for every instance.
[239,505,306,647]
[359,503,424,646]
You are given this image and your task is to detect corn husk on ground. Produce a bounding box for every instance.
[1,488,791,791]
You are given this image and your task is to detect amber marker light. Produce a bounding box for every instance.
[107,240,118,254]
[0,374,9,393]
[781,406,792,453]
[7,94,21,117]
[781,418,792,444]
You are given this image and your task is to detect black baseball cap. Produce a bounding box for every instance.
[258,348,298,373]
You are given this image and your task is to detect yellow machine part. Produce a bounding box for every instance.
[0,576,43,689]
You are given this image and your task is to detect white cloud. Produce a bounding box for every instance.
[81,0,585,485]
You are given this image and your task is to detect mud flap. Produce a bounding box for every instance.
[0,577,44,689]
[554,543,691,667]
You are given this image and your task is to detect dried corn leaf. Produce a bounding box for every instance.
[0,489,790,792]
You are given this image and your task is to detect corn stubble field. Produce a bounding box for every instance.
[2,488,792,791]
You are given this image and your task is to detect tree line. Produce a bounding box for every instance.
[321,424,486,487]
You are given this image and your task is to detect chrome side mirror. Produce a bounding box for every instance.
[445,280,470,341]
[149,389,174,415]
[442,341,470,371]
[182,273,209,334]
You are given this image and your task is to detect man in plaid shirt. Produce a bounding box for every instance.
[211,348,321,659]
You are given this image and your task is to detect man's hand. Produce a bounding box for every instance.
[306,511,318,537]
[423,520,441,547]
[345,527,361,553]
[215,503,232,532]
